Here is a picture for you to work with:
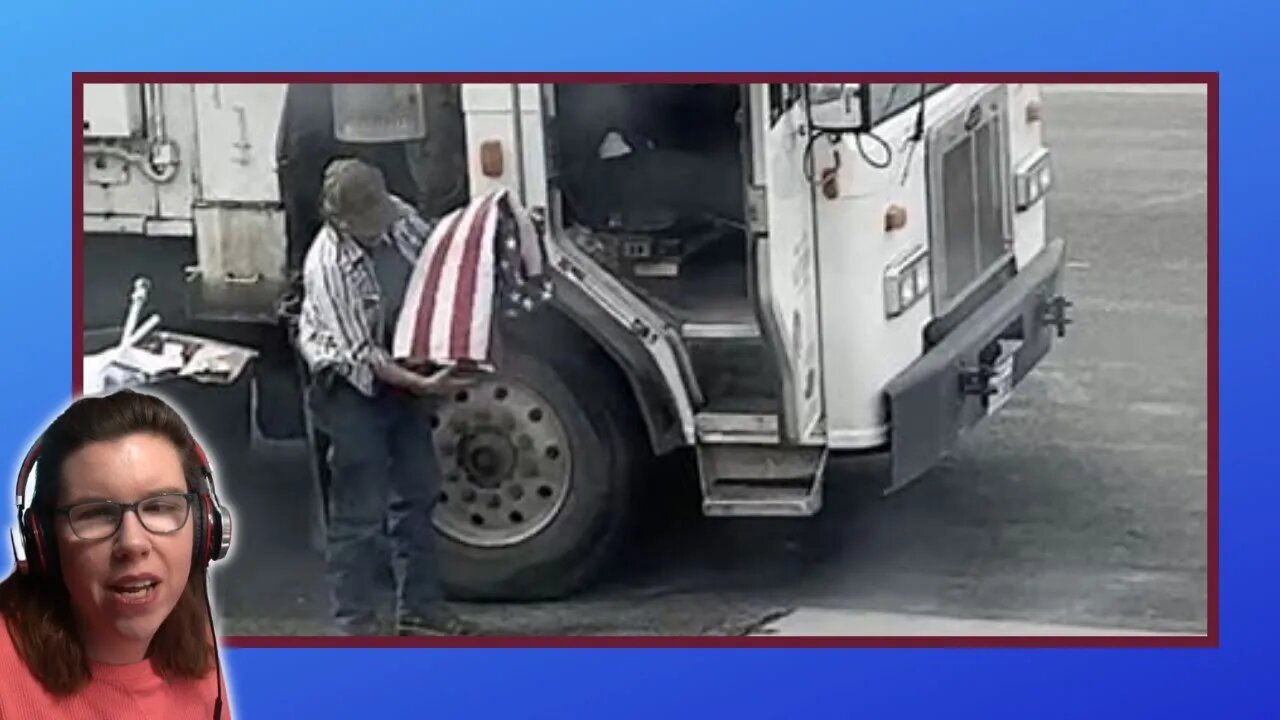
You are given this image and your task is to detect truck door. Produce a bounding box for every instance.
[744,84,826,444]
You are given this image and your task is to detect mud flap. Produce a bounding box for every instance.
[882,238,1069,493]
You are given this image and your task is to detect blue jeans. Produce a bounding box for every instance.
[307,376,444,634]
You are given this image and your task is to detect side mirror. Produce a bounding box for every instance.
[807,83,867,132]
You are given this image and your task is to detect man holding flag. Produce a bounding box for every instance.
[297,157,480,636]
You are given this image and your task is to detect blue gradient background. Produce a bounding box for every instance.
[0,1,1256,717]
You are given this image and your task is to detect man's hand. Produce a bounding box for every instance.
[410,365,479,396]
[375,361,477,396]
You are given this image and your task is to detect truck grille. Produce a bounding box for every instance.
[929,88,1013,312]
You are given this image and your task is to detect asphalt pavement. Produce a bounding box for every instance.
[206,85,1209,637]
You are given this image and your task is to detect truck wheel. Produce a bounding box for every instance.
[431,336,640,600]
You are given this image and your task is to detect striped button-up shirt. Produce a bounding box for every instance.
[298,196,438,396]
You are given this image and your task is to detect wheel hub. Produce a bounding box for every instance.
[458,430,515,489]
[429,378,572,548]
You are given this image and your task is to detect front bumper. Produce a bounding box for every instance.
[883,238,1071,492]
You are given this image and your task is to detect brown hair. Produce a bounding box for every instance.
[0,389,215,695]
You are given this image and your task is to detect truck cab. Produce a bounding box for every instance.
[462,81,1067,485]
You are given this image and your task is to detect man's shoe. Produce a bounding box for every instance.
[335,617,388,637]
[397,607,482,636]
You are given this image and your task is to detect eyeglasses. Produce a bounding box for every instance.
[54,492,196,540]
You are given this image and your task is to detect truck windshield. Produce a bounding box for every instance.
[864,83,949,126]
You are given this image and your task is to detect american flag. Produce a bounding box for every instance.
[391,188,550,371]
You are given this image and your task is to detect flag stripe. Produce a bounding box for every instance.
[394,209,457,357]
[469,203,499,360]
[450,195,498,358]
[411,205,470,359]
[429,199,488,359]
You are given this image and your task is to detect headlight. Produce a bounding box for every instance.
[884,244,930,319]
[1015,148,1053,211]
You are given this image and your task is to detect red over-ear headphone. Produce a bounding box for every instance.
[9,435,233,579]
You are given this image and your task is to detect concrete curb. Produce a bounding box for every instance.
[753,608,1202,637]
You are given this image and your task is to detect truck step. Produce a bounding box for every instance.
[681,320,760,340]
[695,412,778,443]
[687,338,781,421]
[702,484,820,516]
[696,444,828,517]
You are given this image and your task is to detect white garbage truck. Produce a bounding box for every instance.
[80,81,1071,599]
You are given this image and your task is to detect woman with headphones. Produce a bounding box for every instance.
[0,389,231,719]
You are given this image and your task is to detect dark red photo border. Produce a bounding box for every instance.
[71,71,1218,650]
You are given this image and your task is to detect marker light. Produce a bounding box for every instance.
[480,140,504,178]
[1026,99,1044,123]
[884,204,908,232]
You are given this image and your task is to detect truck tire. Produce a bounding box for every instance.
[432,327,642,601]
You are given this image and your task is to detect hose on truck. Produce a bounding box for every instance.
[85,142,180,184]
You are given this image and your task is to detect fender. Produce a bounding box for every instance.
[537,273,689,457]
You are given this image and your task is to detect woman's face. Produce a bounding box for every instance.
[54,433,194,663]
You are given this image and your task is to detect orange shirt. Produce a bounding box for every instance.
[0,618,228,719]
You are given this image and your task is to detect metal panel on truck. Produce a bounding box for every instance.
[191,84,287,203]
[83,84,144,138]
[188,83,290,322]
